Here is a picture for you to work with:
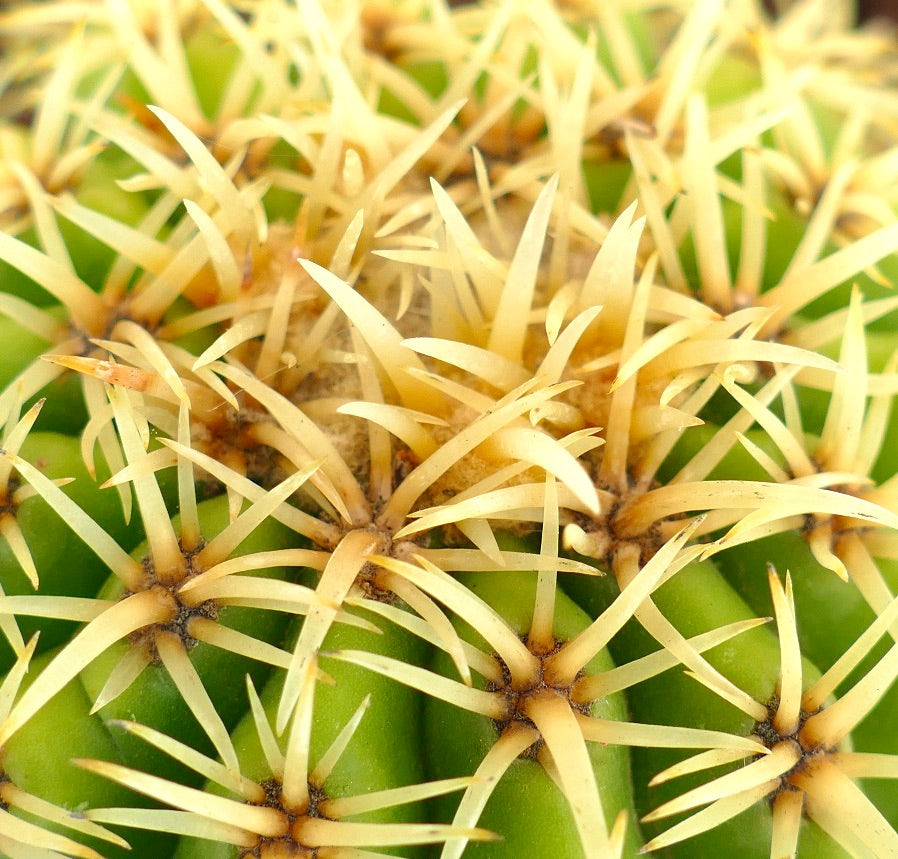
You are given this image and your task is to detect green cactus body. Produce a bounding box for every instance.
[0,432,148,665]
[422,569,642,859]
[170,604,433,859]
[563,558,845,857]
[76,493,298,772]
[0,645,175,858]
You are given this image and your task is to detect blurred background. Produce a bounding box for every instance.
[443,0,898,26]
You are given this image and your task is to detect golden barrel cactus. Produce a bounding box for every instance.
[1,0,898,857]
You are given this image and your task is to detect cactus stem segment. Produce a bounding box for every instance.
[82,668,496,858]
[644,563,898,854]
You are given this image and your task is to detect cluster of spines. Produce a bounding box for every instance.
[0,1,898,857]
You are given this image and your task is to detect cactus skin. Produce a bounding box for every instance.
[1,1,898,858]
[423,570,643,859]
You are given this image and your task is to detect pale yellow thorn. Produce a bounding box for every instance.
[402,337,531,394]
[396,483,558,540]
[575,617,771,702]
[276,529,381,735]
[84,806,256,847]
[107,386,185,585]
[488,175,559,364]
[384,571,472,687]
[297,816,499,849]
[829,751,898,780]
[309,693,371,788]
[648,747,758,788]
[770,788,803,859]
[529,474,560,654]
[816,286,868,473]
[759,221,898,337]
[439,723,538,859]
[109,319,190,404]
[378,553,539,687]
[714,366,815,479]
[245,422,355,526]
[1,781,129,849]
[324,648,507,721]
[157,438,340,546]
[145,105,248,235]
[323,774,484,820]
[189,617,293,671]
[600,253,656,492]
[793,757,898,857]
[0,595,113,623]
[118,718,261,800]
[0,633,37,723]
[0,231,105,333]
[481,426,600,514]
[344,595,502,684]
[183,199,242,301]
[74,758,286,838]
[639,780,778,854]
[337,400,444,460]
[804,589,898,711]
[643,742,798,823]
[196,462,320,570]
[50,193,175,275]
[619,480,898,541]
[201,361,368,527]
[802,641,898,749]
[41,354,166,396]
[0,396,45,467]
[525,692,610,858]
[0,517,37,590]
[547,518,704,686]
[154,633,240,780]
[245,674,285,781]
[807,522,849,582]
[769,569,802,737]
[682,94,732,313]
[0,590,173,748]
[380,380,580,530]
[577,714,767,756]
[191,312,269,371]
[281,658,317,811]
[598,809,624,859]
[90,645,152,715]
[0,805,107,859]
[298,258,436,409]
[178,551,327,599]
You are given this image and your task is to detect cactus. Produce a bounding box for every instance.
[1,0,898,857]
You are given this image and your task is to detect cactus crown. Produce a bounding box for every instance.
[1,1,898,858]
